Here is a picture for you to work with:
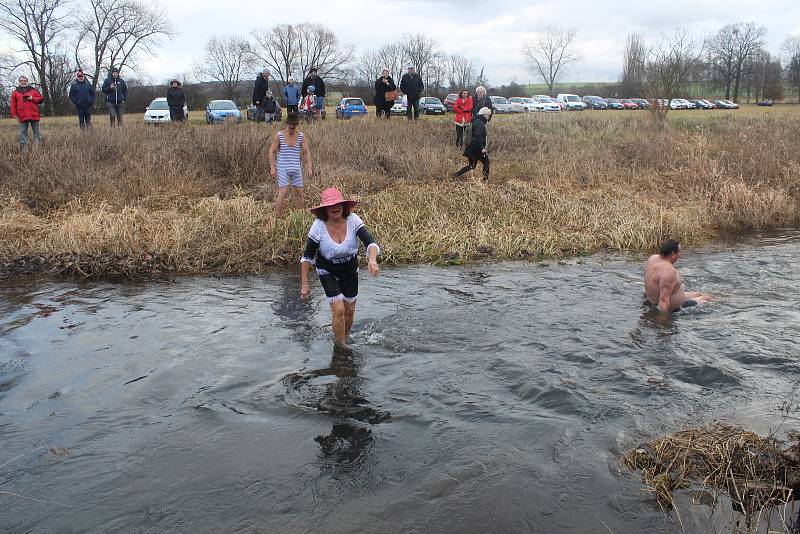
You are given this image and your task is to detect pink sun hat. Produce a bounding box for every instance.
[310,188,358,216]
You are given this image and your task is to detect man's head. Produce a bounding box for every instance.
[476,85,486,97]
[288,76,295,84]
[17,76,28,87]
[266,90,273,99]
[407,65,415,73]
[285,112,299,132]
[77,70,85,82]
[308,67,318,75]
[262,68,270,78]
[111,67,120,78]
[659,239,681,263]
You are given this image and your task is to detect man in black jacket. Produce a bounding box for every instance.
[301,67,326,120]
[252,69,271,122]
[399,65,424,120]
[69,69,96,129]
[166,79,186,122]
[471,85,494,121]
[101,67,127,127]
[453,107,491,181]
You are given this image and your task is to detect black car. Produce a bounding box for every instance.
[630,98,650,110]
[691,100,713,109]
[605,98,624,110]
[419,96,446,115]
[582,95,607,110]
[757,99,773,107]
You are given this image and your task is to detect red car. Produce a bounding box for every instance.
[621,99,639,110]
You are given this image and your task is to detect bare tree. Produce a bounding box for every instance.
[782,35,800,103]
[707,22,766,101]
[448,54,474,90]
[46,48,77,113]
[522,27,580,96]
[195,35,254,100]
[642,29,705,114]
[376,42,406,81]
[621,33,646,96]
[399,33,437,79]
[251,24,298,87]
[354,49,382,87]
[0,0,71,114]
[424,51,448,96]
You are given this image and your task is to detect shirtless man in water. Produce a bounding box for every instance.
[644,239,713,312]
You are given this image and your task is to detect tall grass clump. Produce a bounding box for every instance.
[1,108,799,276]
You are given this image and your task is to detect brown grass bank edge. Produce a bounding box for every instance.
[1,110,799,277]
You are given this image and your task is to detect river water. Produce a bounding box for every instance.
[1,231,799,533]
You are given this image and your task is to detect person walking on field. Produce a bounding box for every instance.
[399,65,424,120]
[302,67,326,120]
[69,69,96,130]
[10,75,44,147]
[471,85,494,120]
[453,89,473,147]
[374,68,397,119]
[453,107,491,181]
[282,77,301,114]
[269,113,312,217]
[101,67,127,127]
[300,187,380,350]
[252,68,272,122]
[166,79,186,123]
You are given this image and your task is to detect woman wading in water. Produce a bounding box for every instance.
[300,188,380,349]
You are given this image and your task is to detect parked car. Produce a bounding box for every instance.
[620,99,639,109]
[489,96,514,114]
[697,99,716,108]
[144,97,188,124]
[443,93,458,112]
[713,99,734,109]
[690,99,713,109]
[630,98,650,110]
[391,96,407,115]
[605,98,625,110]
[722,99,739,109]
[335,97,368,118]
[757,99,773,107]
[507,97,534,112]
[246,103,283,122]
[582,95,607,110]
[419,96,447,115]
[556,93,586,111]
[205,100,242,124]
[532,97,561,112]
[669,98,688,110]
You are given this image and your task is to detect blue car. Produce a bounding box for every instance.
[335,97,368,119]
[205,100,242,124]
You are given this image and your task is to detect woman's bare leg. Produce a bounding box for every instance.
[343,301,356,337]
[330,300,348,348]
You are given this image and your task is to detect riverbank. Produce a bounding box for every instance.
[1,108,798,276]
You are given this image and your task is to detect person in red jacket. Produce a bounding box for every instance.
[10,76,44,147]
[453,89,473,148]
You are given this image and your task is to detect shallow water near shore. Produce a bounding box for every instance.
[1,230,799,533]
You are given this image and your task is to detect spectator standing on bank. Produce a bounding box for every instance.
[283,77,301,114]
[252,68,271,122]
[166,79,186,123]
[10,75,44,148]
[471,85,493,120]
[453,89,473,147]
[453,107,491,181]
[69,69,96,130]
[302,67,326,120]
[399,65,424,120]
[374,68,397,119]
[263,91,279,123]
[101,67,127,127]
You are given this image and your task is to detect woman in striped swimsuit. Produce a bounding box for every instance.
[300,188,380,350]
[269,112,312,216]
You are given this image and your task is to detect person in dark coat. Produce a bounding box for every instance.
[453,107,491,181]
[69,69,96,130]
[374,68,396,119]
[399,65,424,120]
[101,67,127,127]
[263,91,279,123]
[252,68,271,122]
[10,75,44,147]
[166,79,186,123]
[301,67,326,120]
[471,85,494,120]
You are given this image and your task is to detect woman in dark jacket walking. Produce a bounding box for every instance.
[373,68,397,119]
[166,79,186,122]
[453,107,491,181]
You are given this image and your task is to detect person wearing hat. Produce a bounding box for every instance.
[282,77,301,114]
[101,67,127,127]
[399,65,424,120]
[10,75,44,147]
[166,79,186,123]
[69,70,96,130]
[263,90,279,123]
[453,106,491,181]
[252,68,272,122]
[269,112,312,216]
[301,67,326,120]
[300,187,380,350]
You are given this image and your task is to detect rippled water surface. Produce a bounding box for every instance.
[1,231,799,533]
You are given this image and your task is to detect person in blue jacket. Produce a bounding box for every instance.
[69,69,96,129]
[101,67,128,127]
[283,77,301,113]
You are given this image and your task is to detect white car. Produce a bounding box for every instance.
[144,97,188,124]
[390,96,407,115]
[556,93,586,111]
[532,97,561,112]
[508,97,532,112]
[669,98,688,110]
[489,96,515,114]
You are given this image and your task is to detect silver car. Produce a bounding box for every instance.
[489,96,515,114]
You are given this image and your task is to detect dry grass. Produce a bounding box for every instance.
[1,107,799,275]
[623,423,800,532]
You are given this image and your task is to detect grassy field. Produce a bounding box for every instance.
[1,104,798,276]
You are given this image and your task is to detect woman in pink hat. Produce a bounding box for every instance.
[300,188,380,349]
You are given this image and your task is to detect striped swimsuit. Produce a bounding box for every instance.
[276,131,304,187]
